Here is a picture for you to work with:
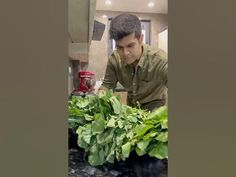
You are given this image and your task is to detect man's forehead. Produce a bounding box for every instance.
[116,36,138,47]
[116,41,136,47]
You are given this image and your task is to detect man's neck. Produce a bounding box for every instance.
[131,45,144,67]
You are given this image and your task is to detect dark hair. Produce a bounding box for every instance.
[109,14,141,41]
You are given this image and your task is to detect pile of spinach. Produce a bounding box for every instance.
[68,91,168,166]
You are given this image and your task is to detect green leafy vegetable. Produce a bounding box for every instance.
[68,91,168,166]
[121,142,132,159]
[148,143,168,159]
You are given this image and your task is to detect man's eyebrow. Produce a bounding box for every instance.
[127,42,136,46]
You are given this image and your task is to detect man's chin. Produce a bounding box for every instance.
[124,59,135,65]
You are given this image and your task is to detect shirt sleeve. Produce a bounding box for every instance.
[153,48,168,87]
[161,60,168,86]
[99,55,118,91]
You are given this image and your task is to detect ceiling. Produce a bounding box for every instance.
[96,0,168,14]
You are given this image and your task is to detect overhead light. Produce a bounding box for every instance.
[105,0,112,6]
[102,15,108,18]
[147,2,155,7]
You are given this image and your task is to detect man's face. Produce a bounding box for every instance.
[115,33,143,65]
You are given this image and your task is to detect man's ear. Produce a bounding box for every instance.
[139,34,144,44]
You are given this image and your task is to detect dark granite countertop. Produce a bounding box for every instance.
[69,129,167,177]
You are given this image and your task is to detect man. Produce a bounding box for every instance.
[99,13,168,111]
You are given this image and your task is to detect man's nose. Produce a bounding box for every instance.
[123,48,130,56]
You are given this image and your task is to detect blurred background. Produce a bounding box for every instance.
[68,0,168,96]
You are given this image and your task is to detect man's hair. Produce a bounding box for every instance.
[109,14,141,41]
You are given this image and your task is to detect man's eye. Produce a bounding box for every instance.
[127,44,135,48]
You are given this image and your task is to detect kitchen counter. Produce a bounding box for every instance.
[69,129,167,177]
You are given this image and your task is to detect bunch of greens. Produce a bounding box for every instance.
[68,91,168,166]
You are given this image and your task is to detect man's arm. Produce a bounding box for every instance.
[160,60,168,86]
[99,56,118,91]
[156,49,168,87]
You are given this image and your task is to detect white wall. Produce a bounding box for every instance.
[158,29,168,53]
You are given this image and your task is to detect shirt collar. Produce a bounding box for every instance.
[137,44,148,69]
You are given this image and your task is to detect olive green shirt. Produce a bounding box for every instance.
[100,44,168,109]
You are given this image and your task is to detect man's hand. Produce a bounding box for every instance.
[97,85,111,93]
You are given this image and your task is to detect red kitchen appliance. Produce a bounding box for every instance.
[70,71,96,97]
[78,71,96,93]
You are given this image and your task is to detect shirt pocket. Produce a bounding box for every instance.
[139,70,151,82]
